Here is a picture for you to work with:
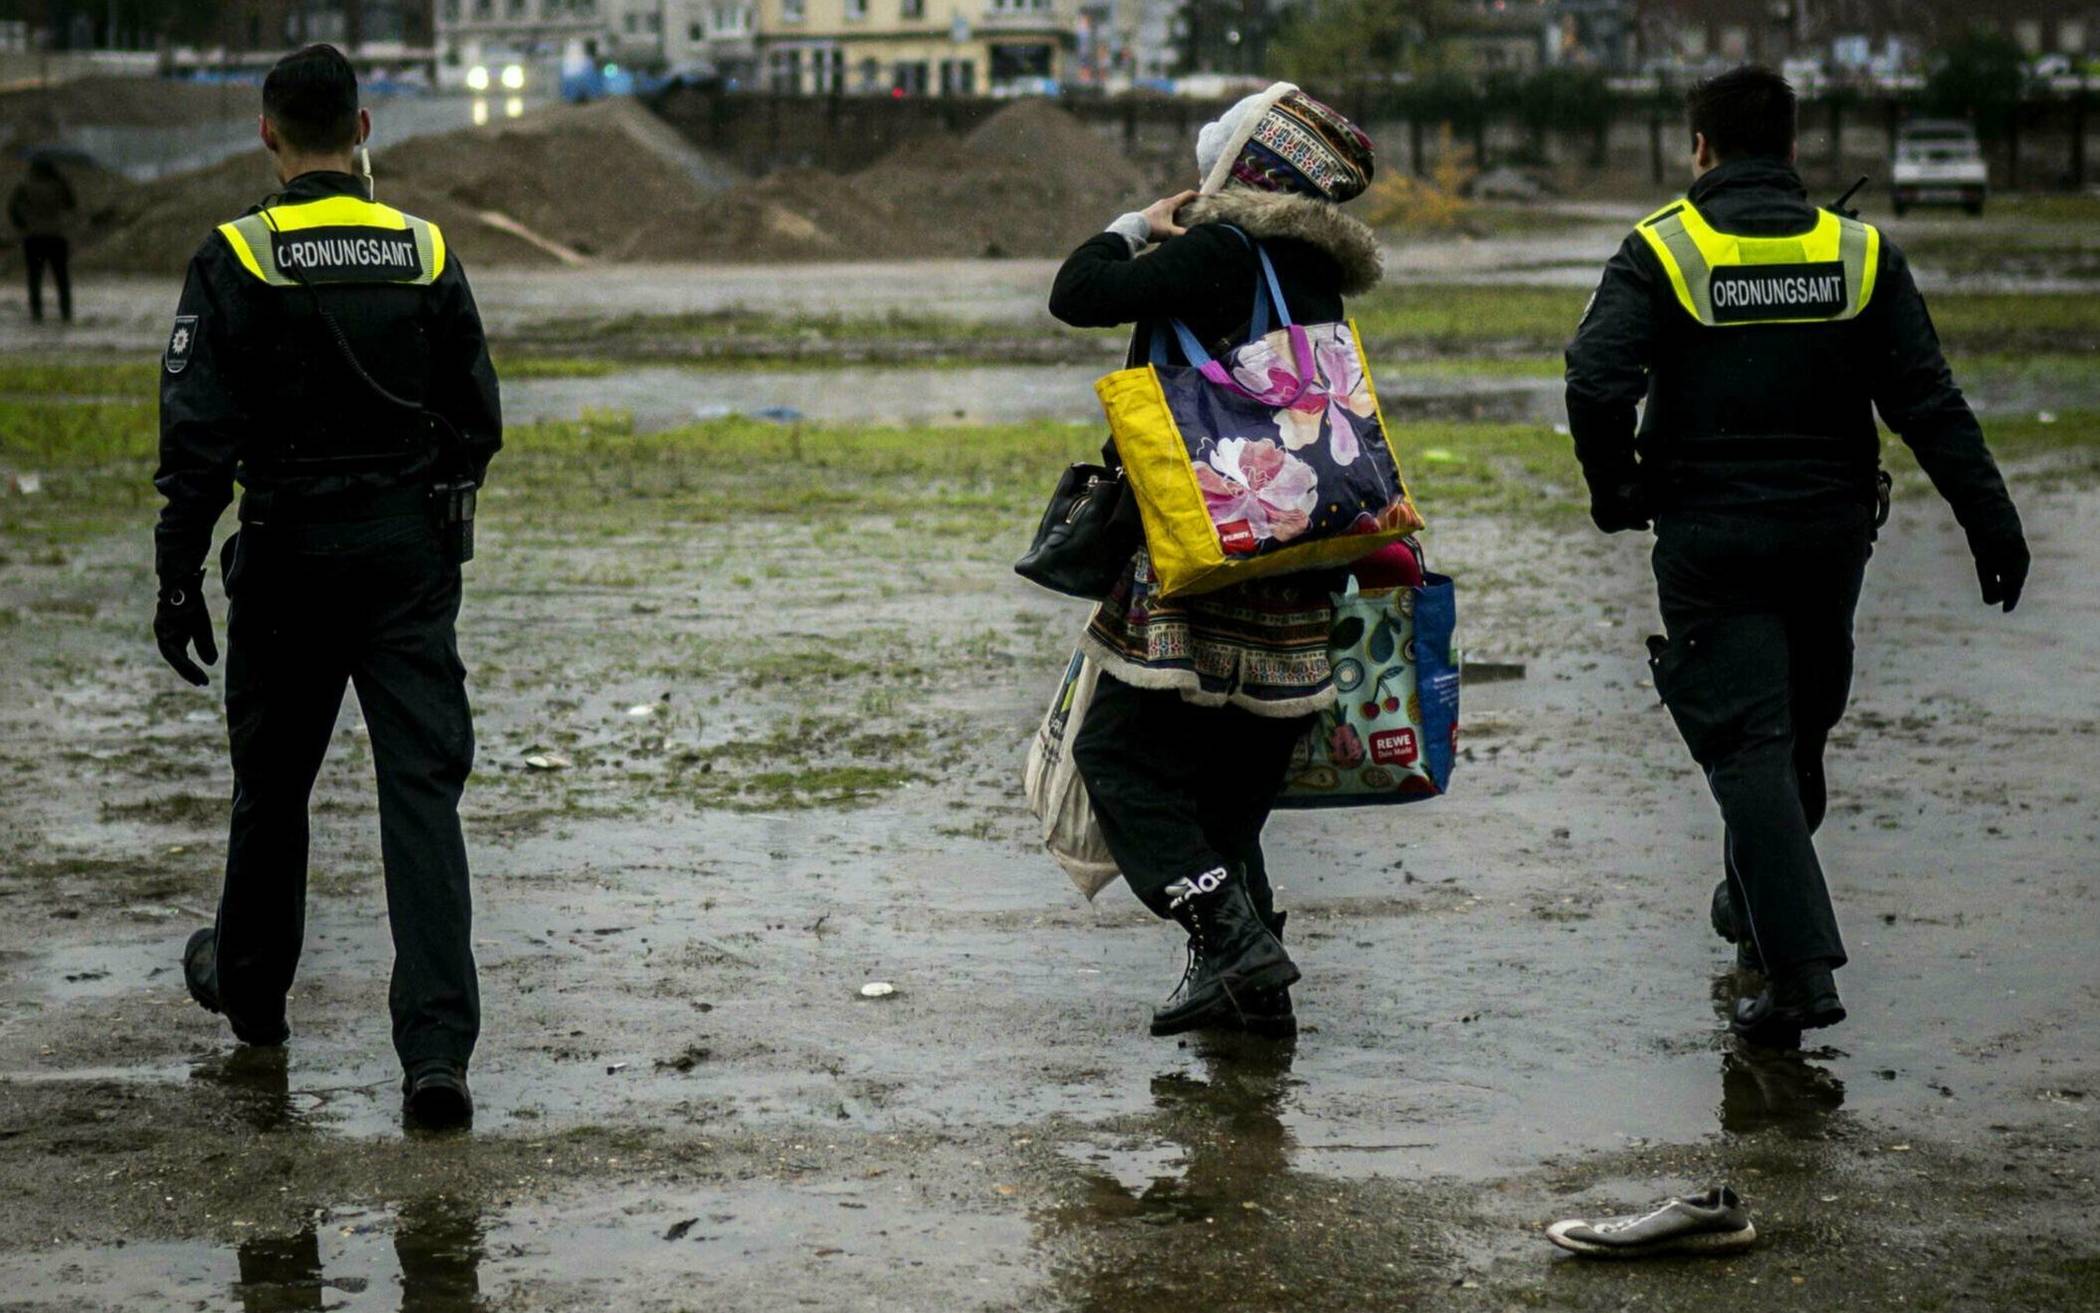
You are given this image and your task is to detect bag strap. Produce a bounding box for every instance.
[1142,225,1295,367]
[1162,231,1314,405]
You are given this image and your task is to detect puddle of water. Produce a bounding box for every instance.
[0,1186,1037,1311]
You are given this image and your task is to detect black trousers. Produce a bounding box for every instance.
[216,511,479,1068]
[1072,671,1311,921]
[1649,509,1873,978]
[22,236,69,322]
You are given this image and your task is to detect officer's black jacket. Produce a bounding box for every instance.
[1564,157,2017,531]
[154,170,503,584]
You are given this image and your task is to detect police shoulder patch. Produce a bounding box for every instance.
[164,314,199,374]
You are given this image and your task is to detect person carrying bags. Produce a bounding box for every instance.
[1040,83,1412,1039]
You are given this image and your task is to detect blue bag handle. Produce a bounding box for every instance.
[1142,225,1294,366]
[1165,240,1315,404]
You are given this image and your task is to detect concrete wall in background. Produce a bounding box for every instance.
[649,88,2100,194]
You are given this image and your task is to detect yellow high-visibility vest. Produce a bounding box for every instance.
[217,194,446,288]
[1634,198,1879,327]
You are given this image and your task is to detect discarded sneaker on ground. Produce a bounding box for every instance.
[1546,1186,1756,1258]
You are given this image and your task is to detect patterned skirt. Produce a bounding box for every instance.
[1081,548,1338,718]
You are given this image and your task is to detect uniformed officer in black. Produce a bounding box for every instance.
[152,45,502,1127]
[1565,67,2029,1048]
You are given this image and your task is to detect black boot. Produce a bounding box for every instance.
[1150,867,1299,1038]
[1231,911,1297,1038]
[183,928,290,1046]
[1731,968,1845,1049]
[1710,879,1764,974]
[402,1061,474,1131]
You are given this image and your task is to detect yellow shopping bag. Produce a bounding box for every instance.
[1096,245,1423,599]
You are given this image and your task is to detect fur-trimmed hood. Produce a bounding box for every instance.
[1179,189,1384,297]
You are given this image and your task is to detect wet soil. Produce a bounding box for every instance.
[494,357,2093,434]
[7,196,2091,357]
[1,406,2095,1309]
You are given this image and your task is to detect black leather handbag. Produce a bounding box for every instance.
[1014,460,1142,600]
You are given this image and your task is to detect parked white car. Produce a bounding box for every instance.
[1892,120,1988,216]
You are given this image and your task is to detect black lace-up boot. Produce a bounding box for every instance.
[1230,911,1296,1037]
[1731,968,1845,1049]
[1149,866,1299,1037]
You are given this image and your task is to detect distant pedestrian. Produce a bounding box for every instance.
[1564,66,2028,1047]
[8,157,77,323]
[1048,84,1385,1039]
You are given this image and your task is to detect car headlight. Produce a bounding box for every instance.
[466,64,491,91]
[501,63,526,90]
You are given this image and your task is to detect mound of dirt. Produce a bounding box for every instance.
[78,100,704,273]
[665,100,1150,262]
[72,97,1154,272]
[0,75,250,136]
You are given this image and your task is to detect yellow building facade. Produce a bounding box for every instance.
[703,0,1074,94]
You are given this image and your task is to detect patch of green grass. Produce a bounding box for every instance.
[493,355,628,380]
[0,358,156,398]
[495,307,1105,368]
[736,764,928,809]
[1352,283,2100,356]
[0,396,155,465]
[1985,193,2100,224]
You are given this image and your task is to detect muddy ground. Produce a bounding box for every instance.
[0,227,2096,1310]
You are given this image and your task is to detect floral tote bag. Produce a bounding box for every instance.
[1094,241,1424,599]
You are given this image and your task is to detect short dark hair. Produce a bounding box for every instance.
[263,44,360,155]
[1686,65,1797,161]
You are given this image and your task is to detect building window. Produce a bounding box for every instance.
[901,0,924,16]
[783,0,805,22]
[857,56,881,91]
[507,0,526,16]
[768,47,803,90]
[893,60,929,94]
[988,41,1049,80]
[472,0,492,19]
[938,58,974,94]
[2062,21,2087,53]
[846,0,867,18]
[442,0,461,20]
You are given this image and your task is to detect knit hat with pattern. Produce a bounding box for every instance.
[1196,82,1375,203]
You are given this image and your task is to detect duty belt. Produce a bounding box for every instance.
[239,483,431,526]
[1654,434,1880,466]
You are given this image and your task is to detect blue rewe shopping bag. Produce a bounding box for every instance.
[1275,573,1459,809]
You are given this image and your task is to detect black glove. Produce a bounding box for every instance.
[154,573,218,687]
[1588,481,1651,535]
[1965,520,2030,613]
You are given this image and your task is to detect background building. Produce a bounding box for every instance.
[725,0,1076,95]
[433,0,611,87]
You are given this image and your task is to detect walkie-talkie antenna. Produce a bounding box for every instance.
[1832,175,1869,218]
